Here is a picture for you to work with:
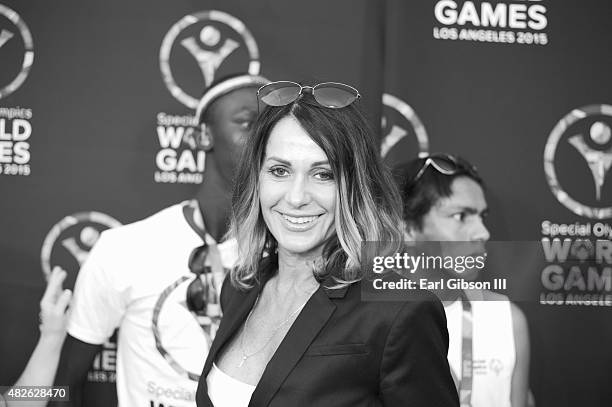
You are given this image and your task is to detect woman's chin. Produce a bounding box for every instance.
[277,240,325,259]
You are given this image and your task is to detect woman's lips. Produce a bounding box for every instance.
[279,213,323,230]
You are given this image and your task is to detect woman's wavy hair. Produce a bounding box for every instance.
[229,92,404,289]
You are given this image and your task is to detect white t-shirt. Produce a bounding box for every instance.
[445,292,515,407]
[68,202,237,407]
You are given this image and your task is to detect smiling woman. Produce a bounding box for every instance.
[258,116,338,260]
[229,83,405,287]
[195,81,459,407]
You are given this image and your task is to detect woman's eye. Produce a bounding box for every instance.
[314,171,334,181]
[269,167,289,177]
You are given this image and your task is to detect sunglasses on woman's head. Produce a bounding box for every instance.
[257,81,361,110]
[411,153,479,184]
[186,243,210,315]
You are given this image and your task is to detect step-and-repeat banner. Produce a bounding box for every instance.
[1,1,611,406]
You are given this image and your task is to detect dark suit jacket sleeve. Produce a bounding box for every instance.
[379,297,459,407]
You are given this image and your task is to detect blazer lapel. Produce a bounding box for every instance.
[203,285,259,377]
[249,286,340,407]
[199,269,280,407]
[203,261,278,378]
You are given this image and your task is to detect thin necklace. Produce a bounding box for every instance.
[238,285,319,368]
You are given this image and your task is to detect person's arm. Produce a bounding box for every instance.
[510,303,530,407]
[48,336,102,407]
[51,231,126,406]
[2,267,71,407]
[379,296,459,407]
[15,268,71,387]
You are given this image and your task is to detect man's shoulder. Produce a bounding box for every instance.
[482,289,509,301]
[99,202,187,243]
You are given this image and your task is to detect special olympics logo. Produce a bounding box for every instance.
[40,212,121,285]
[159,10,260,108]
[152,271,225,381]
[380,93,429,160]
[489,358,504,376]
[0,4,33,99]
[544,105,612,219]
[570,239,594,262]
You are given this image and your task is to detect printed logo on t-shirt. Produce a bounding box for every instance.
[152,267,227,381]
[473,358,506,376]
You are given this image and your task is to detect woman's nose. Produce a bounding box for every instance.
[285,175,312,207]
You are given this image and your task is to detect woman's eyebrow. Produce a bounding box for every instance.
[264,157,330,167]
[264,156,291,166]
[311,160,330,167]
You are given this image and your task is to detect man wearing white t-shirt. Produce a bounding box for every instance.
[51,74,269,407]
[393,154,531,407]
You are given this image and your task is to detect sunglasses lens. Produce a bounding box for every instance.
[186,277,208,313]
[430,157,458,174]
[186,244,209,314]
[259,81,301,106]
[313,83,359,108]
[189,245,208,274]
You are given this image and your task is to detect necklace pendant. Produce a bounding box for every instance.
[238,355,247,368]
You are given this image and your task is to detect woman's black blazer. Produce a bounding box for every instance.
[196,269,459,407]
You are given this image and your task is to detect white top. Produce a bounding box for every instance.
[67,202,238,407]
[445,293,515,407]
[207,363,256,407]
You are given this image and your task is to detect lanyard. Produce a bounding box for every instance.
[183,200,208,241]
[183,201,224,271]
[459,293,473,407]
[182,200,226,308]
